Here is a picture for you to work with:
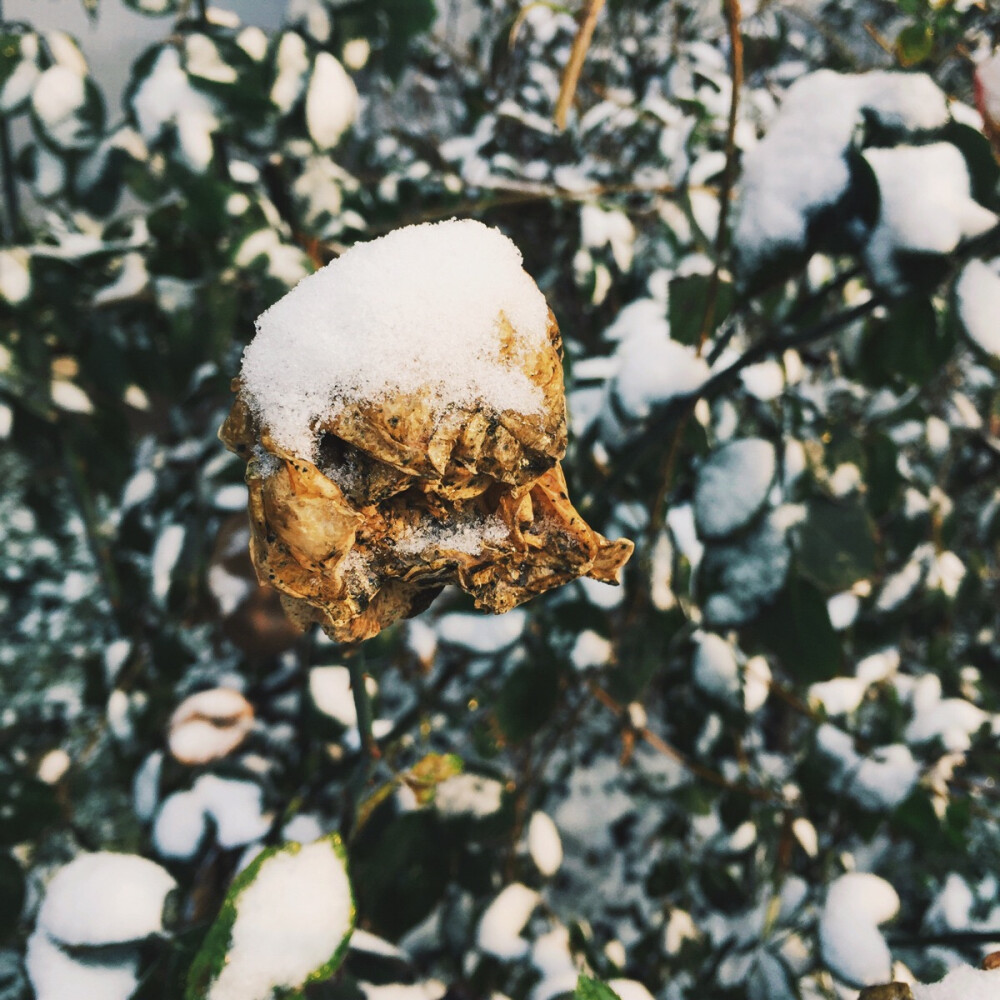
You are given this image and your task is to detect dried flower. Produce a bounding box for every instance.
[221,220,633,643]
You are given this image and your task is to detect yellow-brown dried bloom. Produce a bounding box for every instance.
[220,220,633,643]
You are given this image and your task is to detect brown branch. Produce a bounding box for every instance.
[554,0,606,130]
[587,681,777,801]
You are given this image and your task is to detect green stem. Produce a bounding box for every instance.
[348,646,379,762]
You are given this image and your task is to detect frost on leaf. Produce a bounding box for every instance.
[186,833,355,1000]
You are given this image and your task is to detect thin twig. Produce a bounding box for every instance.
[554,0,606,130]
[587,681,777,801]
[348,646,380,762]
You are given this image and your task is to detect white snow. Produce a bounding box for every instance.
[808,677,867,716]
[31,65,86,147]
[93,253,149,307]
[154,789,209,860]
[437,608,527,652]
[206,838,354,1000]
[0,248,31,304]
[692,632,741,704]
[185,34,237,84]
[240,220,549,460]
[956,260,1000,357]
[477,884,541,959]
[570,629,613,670]
[395,514,509,556]
[197,774,272,849]
[694,438,776,539]
[527,811,563,876]
[37,852,176,946]
[133,750,163,822]
[913,965,1000,1000]
[26,930,140,1000]
[743,655,771,713]
[905,674,987,752]
[816,724,919,809]
[51,380,93,414]
[151,523,185,601]
[309,665,359,726]
[581,205,635,271]
[271,32,310,111]
[827,592,860,631]
[863,144,998,290]
[607,980,656,1000]
[235,229,311,286]
[735,70,949,272]
[131,47,219,172]
[305,53,358,150]
[819,872,899,987]
[435,773,504,818]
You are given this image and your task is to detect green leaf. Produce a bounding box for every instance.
[495,657,560,743]
[941,121,1000,208]
[669,275,734,346]
[895,23,934,66]
[185,834,355,1000]
[575,975,622,1000]
[0,854,25,940]
[796,498,876,593]
[751,578,842,682]
[861,295,951,386]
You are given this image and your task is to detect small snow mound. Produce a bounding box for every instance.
[38,852,176,947]
[913,964,1000,1000]
[527,811,563,876]
[819,872,899,987]
[956,259,1000,358]
[694,438,776,540]
[477,883,541,959]
[240,220,550,460]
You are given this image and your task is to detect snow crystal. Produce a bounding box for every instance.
[863,144,998,290]
[306,53,358,150]
[435,773,504,818]
[477,884,541,960]
[527,811,563,876]
[694,438,776,540]
[819,872,899,987]
[240,220,550,460]
[207,838,353,1000]
[154,790,208,860]
[913,965,1000,1000]
[131,47,219,172]
[26,930,139,1000]
[37,852,176,946]
[395,514,509,557]
[735,70,949,273]
[692,632,741,704]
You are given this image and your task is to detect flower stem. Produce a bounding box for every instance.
[349,646,380,762]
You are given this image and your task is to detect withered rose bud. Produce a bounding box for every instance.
[220,219,633,643]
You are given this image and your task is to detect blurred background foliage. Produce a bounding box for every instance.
[3,0,1000,998]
